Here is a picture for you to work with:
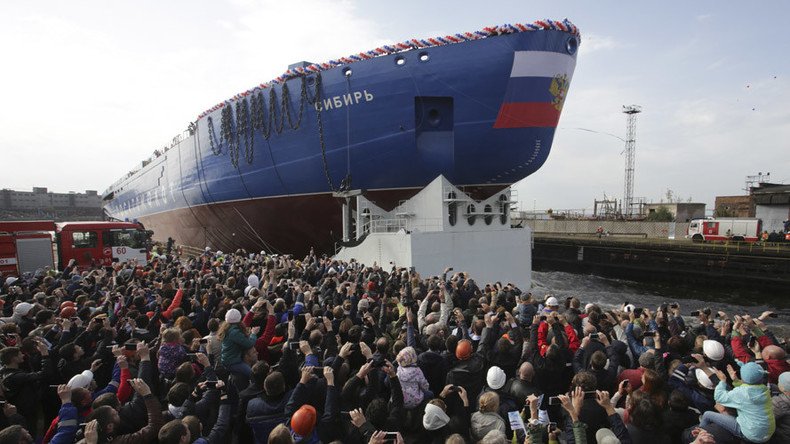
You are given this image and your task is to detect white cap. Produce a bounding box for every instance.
[596,428,621,444]
[5,277,18,286]
[702,339,725,361]
[624,304,636,313]
[68,370,94,389]
[225,308,242,324]
[486,366,506,390]
[14,302,33,316]
[585,303,595,312]
[695,368,714,389]
[545,296,559,307]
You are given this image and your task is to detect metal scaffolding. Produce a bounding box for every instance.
[622,105,642,217]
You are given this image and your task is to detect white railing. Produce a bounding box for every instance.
[359,216,446,235]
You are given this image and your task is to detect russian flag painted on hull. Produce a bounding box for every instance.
[494,51,576,128]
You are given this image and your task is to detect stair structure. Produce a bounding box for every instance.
[334,175,532,289]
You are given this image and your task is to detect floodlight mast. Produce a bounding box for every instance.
[622,105,642,217]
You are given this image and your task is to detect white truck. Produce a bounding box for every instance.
[686,217,761,242]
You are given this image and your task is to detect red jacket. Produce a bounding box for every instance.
[161,289,183,320]
[537,321,580,357]
[731,333,789,384]
[242,312,278,363]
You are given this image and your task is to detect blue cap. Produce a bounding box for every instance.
[739,361,768,384]
[779,372,790,391]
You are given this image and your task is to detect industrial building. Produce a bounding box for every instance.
[714,195,753,217]
[643,202,706,222]
[752,184,790,233]
[0,187,103,221]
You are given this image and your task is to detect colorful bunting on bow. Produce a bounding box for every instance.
[195,18,580,120]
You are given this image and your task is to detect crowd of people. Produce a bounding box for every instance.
[0,248,789,444]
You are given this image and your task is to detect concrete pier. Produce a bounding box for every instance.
[532,235,790,294]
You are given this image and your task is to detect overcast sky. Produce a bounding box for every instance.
[2,1,788,213]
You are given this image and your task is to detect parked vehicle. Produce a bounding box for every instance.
[686,217,761,243]
[0,220,151,276]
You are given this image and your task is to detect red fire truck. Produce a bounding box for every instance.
[686,217,761,243]
[0,220,151,276]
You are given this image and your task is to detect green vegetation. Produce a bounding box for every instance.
[645,206,674,222]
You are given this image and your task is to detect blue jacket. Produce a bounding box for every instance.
[714,380,776,443]
[247,390,293,444]
[625,322,652,358]
[668,364,717,413]
[50,403,79,444]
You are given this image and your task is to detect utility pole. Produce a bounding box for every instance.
[622,105,642,217]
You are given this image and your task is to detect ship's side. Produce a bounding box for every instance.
[104,21,579,254]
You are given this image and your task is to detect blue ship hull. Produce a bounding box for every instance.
[104,24,579,254]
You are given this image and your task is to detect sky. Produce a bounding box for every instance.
[1,0,788,213]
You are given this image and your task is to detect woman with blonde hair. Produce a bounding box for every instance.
[470,391,506,441]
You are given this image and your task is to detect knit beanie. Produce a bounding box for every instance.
[225,308,242,324]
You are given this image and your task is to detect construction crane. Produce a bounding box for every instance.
[622,105,642,217]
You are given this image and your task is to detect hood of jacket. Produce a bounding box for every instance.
[423,403,450,431]
[471,411,504,436]
[741,383,771,404]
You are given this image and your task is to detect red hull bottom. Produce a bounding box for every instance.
[138,185,507,256]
